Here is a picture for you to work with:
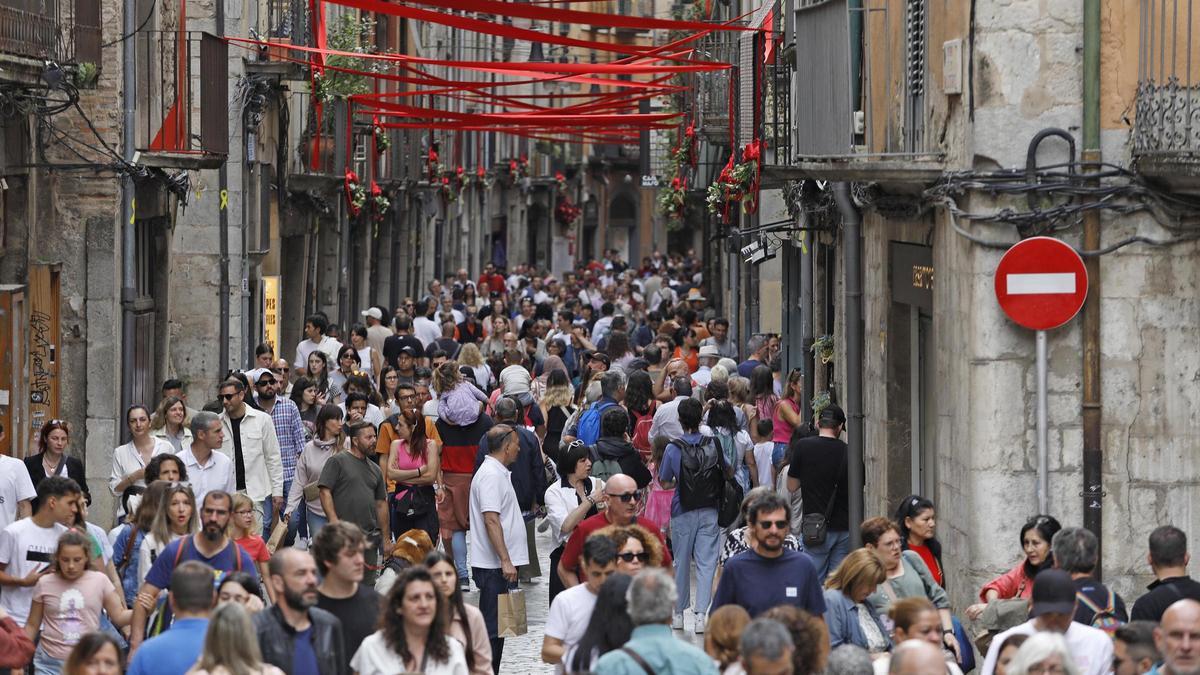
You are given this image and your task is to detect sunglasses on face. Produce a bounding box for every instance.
[256,380,275,387]
[617,551,649,563]
[757,520,789,530]
[607,491,640,503]
[220,393,238,401]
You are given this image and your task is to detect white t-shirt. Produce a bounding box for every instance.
[0,518,67,624]
[468,456,529,569]
[981,619,1113,675]
[0,455,36,530]
[753,442,775,487]
[412,317,442,348]
[545,583,598,674]
[350,631,469,675]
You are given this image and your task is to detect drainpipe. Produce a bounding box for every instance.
[120,0,137,433]
[1081,0,1103,576]
[833,182,864,546]
[217,0,230,373]
[800,233,814,414]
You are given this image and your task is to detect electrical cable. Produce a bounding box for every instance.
[100,4,155,49]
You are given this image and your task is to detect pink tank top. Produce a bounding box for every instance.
[391,439,427,498]
[772,398,800,443]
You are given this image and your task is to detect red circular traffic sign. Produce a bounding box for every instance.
[994,236,1088,331]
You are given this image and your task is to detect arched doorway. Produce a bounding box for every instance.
[608,191,638,264]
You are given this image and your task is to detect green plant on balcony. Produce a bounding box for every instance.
[657,176,687,231]
[812,334,835,364]
[811,390,832,417]
[73,62,99,89]
[314,15,376,103]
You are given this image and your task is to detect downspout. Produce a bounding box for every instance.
[833,182,864,546]
[1081,0,1103,575]
[120,0,137,432]
[800,233,814,414]
[217,0,230,373]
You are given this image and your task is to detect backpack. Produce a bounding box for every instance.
[677,436,723,512]
[591,456,623,482]
[575,400,615,445]
[145,537,244,638]
[630,404,656,461]
[1077,588,1123,635]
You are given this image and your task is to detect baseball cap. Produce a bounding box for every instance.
[400,346,419,357]
[361,307,383,320]
[1030,569,1077,617]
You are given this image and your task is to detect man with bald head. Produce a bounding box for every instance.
[889,640,946,675]
[1153,599,1200,675]
[556,473,672,587]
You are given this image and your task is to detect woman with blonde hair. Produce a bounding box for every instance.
[457,343,494,393]
[705,605,751,673]
[822,548,891,655]
[187,602,284,675]
[1004,632,1080,675]
[538,369,576,463]
[150,395,192,454]
[136,483,198,586]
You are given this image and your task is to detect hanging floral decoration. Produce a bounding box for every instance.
[344,169,366,216]
[454,165,469,192]
[658,119,696,230]
[554,171,567,193]
[657,175,687,226]
[426,146,441,182]
[706,139,764,218]
[555,196,582,226]
[373,117,390,153]
[477,166,494,190]
[370,180,389,222]
[439,175,458,203]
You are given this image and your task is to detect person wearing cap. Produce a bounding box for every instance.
[361,307,392,356]
[252,368,308,541]
[786,404,850,581]
[692,345,721,388]
[980,568,1114,675]
[686,288,708,311]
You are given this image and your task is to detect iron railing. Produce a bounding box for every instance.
[696,32,737,141]
[133,31,228,157]
[291,90,339,176]
[0,0,99,64]
[764,41,792,165]
[1133,0,1200,155]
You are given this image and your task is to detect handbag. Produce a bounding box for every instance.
[497,588,528,637]
[302,481,321,503]
[799,452,845,547]
[715,435,742,528]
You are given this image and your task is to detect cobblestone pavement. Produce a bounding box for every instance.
[463,522,705,674]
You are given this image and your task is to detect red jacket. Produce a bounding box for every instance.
[980,560,1036,602]
[0,617,34,668]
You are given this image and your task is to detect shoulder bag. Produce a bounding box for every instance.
[799,451,845,547]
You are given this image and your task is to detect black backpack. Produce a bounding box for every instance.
[677,436,723,511]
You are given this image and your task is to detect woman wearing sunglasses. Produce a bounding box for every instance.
[594,524,664,575]
[543,440,605,604]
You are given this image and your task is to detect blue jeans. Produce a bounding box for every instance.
[306,509,328,540]
[473,567,513,675]
[805,529,850,581]
[33,643,65,675]
[772,441,789,467]
[670,507,720,617]
[453,530,470,582]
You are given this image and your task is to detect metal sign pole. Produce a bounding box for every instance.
[1036,329,1049,514]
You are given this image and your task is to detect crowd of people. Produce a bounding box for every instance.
[0,251,1198,674]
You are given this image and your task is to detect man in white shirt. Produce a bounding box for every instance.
[542,535,617,672]
[412,298,442,348]
[292,313,343,371]
[0,422,35,529]
[0,476,79,624]
[217,378,284,533]
[981,569,1113,675]
[469,424,529,673]
[692,345,720,388]
[178,412,235,505]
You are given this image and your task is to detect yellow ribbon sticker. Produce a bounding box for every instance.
[220,189,229,210]
[129,199,135,224]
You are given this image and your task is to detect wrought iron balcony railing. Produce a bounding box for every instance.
[0,0,99,65]
[1133,0,1200,156]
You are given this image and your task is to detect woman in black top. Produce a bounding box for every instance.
[24,419,90,510]
[538,369,576,464]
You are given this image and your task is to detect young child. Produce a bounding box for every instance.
[227,494,274,603]
[643,436,675,535]
[433,361,489,426]
[753,418,776,488]
[25,529,131,675]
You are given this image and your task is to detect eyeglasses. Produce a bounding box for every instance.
[220,393,238,401]
[757,520,789,530]
[617,551,650,563]
[607,491,640,503]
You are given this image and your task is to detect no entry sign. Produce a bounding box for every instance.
[994,236,1088,331]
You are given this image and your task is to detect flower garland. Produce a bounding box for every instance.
[370,180,388,223]
[373,121,390,153]
[344,170,366,216]
[426,147,440,183]
[555,196,582,226]
[657,120,696,230]
[706,139,764,218]
[477,166,494,190]
[554,171,567,193]
[657,175,687,228]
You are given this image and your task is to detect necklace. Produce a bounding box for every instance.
[42,452,62,475]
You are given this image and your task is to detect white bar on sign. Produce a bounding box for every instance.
[1006,273,1076,295]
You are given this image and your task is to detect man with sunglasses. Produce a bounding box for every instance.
[711,492,825,619]
[252,370,307,541]
[218,378,284,536]
[556,473,672,589]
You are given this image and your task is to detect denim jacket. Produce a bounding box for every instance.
[823,588,892,651]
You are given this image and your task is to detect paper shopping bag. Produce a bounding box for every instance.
[497,589,528,637]
[266,517,289,554]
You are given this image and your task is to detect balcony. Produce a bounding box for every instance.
[788,0,942,184]
[615,0,655,34]
[0,0,99,74]
[1132,0,1200,186]
[289,91,340,186]
[133,31,227,169]
[695,33,736,143]
[249,0,312,80]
